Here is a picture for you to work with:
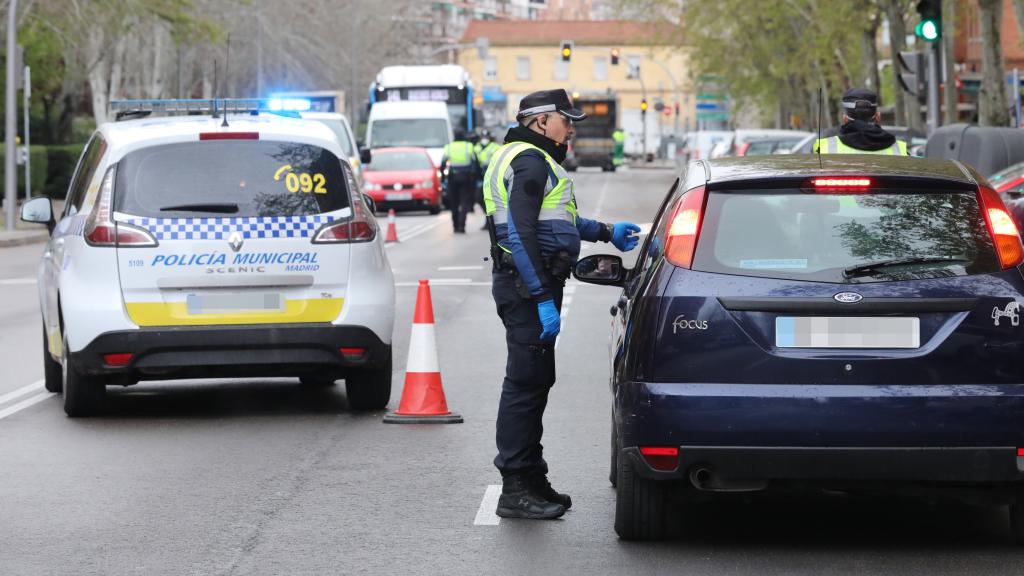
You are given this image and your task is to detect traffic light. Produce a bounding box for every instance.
[561,40,573,62]
[915,0,941,42]
[640,99,648,115]
[610,48,620,66]
[897,50,927,104]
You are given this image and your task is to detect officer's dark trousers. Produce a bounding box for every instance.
[448,171,475,231]
[492,271,563,477]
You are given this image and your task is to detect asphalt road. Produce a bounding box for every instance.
[1,167,1023,575]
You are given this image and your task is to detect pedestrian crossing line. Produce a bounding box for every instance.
[0,380,44,408]
[473,484,502,526]
[0,391,55,421]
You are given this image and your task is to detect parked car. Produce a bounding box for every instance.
[575,154,1024,542]
[362,147,442,214]
[365,101,452,168]
[710,129,812,158]
[20,100,395,416]
[680,130,732,162]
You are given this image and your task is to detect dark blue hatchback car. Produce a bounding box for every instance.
[574,156,1024,541]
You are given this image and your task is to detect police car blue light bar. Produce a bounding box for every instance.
[109,98,309,121]
[266,98,312,112]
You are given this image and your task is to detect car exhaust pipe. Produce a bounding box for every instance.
[688,465,768,492]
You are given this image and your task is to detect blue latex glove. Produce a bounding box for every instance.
[611,222,641,252]
[537,299,561,342]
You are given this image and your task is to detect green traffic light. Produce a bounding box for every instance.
[916,19,940,41]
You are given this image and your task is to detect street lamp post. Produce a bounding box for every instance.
[4,0,18,231]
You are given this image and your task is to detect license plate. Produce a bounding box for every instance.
[386,192,412,201]
[186,293,283,315]
[775,317,920,349]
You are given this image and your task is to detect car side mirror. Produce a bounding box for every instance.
[20,197,54,234]
[362,194,377,214]
[359,147,372,165]
[573,254,627,286]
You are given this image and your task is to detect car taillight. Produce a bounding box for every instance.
[664,186,707,268]
[199,132,259,140]
[809,177,873,190]
[639,446,679,472]
[313,194,377,244]
[978,185,1024,268]
[84,166,158,248]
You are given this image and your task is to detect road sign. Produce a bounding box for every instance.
[697,111,729,121]
[696,102,724,111]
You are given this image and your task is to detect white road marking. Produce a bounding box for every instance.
[0,391,55,421]
[594,171,611,218]
[0,380,44,407]
[390,220,443,244]
[0,278,35,285]
[474,484,503,526]
[395,281,491,287]
[438,265,484,271]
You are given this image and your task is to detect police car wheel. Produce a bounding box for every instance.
[61,329,105,417]
[42,323,62,393]
[609,416,618,488]
[344,347,392,411]
[1010,496,1024,544]
[614,449,667,540]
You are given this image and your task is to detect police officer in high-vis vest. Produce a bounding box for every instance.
[475,131,502,228]
[814,88,907,155]
[484,89,641,520]
[441,130,480,233]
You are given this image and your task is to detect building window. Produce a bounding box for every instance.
[593,56,608,81]
[553,58,569,81]
[517,56,531,80]
[627,55,642,77]
[485,57,498,81]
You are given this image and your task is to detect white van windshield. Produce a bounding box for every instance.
[370,119,448,148]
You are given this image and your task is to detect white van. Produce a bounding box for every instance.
[365,101,452,167]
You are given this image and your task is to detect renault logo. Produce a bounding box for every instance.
[834,292,863,304]
[227,232,244,253]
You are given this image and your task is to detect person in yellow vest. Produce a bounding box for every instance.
[483,89,640,519]
[474,130,502,229]
[814,88,907,155]
[612,127,625,166]
[440,129,480,233]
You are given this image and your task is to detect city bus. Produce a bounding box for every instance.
[369,65,476,133]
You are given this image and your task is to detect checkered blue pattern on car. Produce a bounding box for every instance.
[123,215,335,241]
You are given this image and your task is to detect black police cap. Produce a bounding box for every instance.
[516,89,587,121]
[841,87,878,112]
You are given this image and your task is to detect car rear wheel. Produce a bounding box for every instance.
[344,348,392,410]
[614,449,667,540]
[1010,496,1024,544]
[42,323,62,393]
[428,205,442,215]
[61,330,105,417]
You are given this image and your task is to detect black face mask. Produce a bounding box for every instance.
[504,123,568,164]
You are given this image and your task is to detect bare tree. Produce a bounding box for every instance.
[885,0,911,127]
[979,0,1010,126]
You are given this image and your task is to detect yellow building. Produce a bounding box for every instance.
[458,20,691,154]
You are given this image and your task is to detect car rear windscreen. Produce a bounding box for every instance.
[692,189,1001,283]
[114,141,351,218]
[370,119,448,148]
[367,151,434,171]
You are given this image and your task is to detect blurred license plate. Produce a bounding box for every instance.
[186,293,283,315]
[386,192,412,201]
[775,317,920,348]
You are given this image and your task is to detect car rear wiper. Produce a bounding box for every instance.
[159,203,239,214]
[843,256,969,279]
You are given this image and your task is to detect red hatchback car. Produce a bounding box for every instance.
[363,147,442,214]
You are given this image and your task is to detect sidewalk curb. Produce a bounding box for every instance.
[0,231,48,248]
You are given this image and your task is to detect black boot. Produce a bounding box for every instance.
[529,471,572,510]
[495,474,566,519]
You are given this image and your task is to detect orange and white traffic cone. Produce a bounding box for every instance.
[385,209,399,243]
[383,279,462,424]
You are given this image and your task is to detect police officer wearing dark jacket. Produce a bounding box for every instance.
[813,88,907,155]
[483,89,641,520]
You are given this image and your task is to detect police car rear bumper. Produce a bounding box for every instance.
[71,323,388,381]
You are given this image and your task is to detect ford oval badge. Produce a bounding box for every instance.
[834,292,863,304]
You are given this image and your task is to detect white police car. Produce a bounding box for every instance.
[20,99,395,416]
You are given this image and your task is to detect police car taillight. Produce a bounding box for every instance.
[199,132,259,141]
[664,186,707,269]
[977,185,1024,269]
[809,177,873,190]
[312,194,376,244]
[84,166,158,247]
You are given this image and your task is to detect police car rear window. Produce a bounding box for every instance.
[114,141,351,218]
[692,189,1001,283]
